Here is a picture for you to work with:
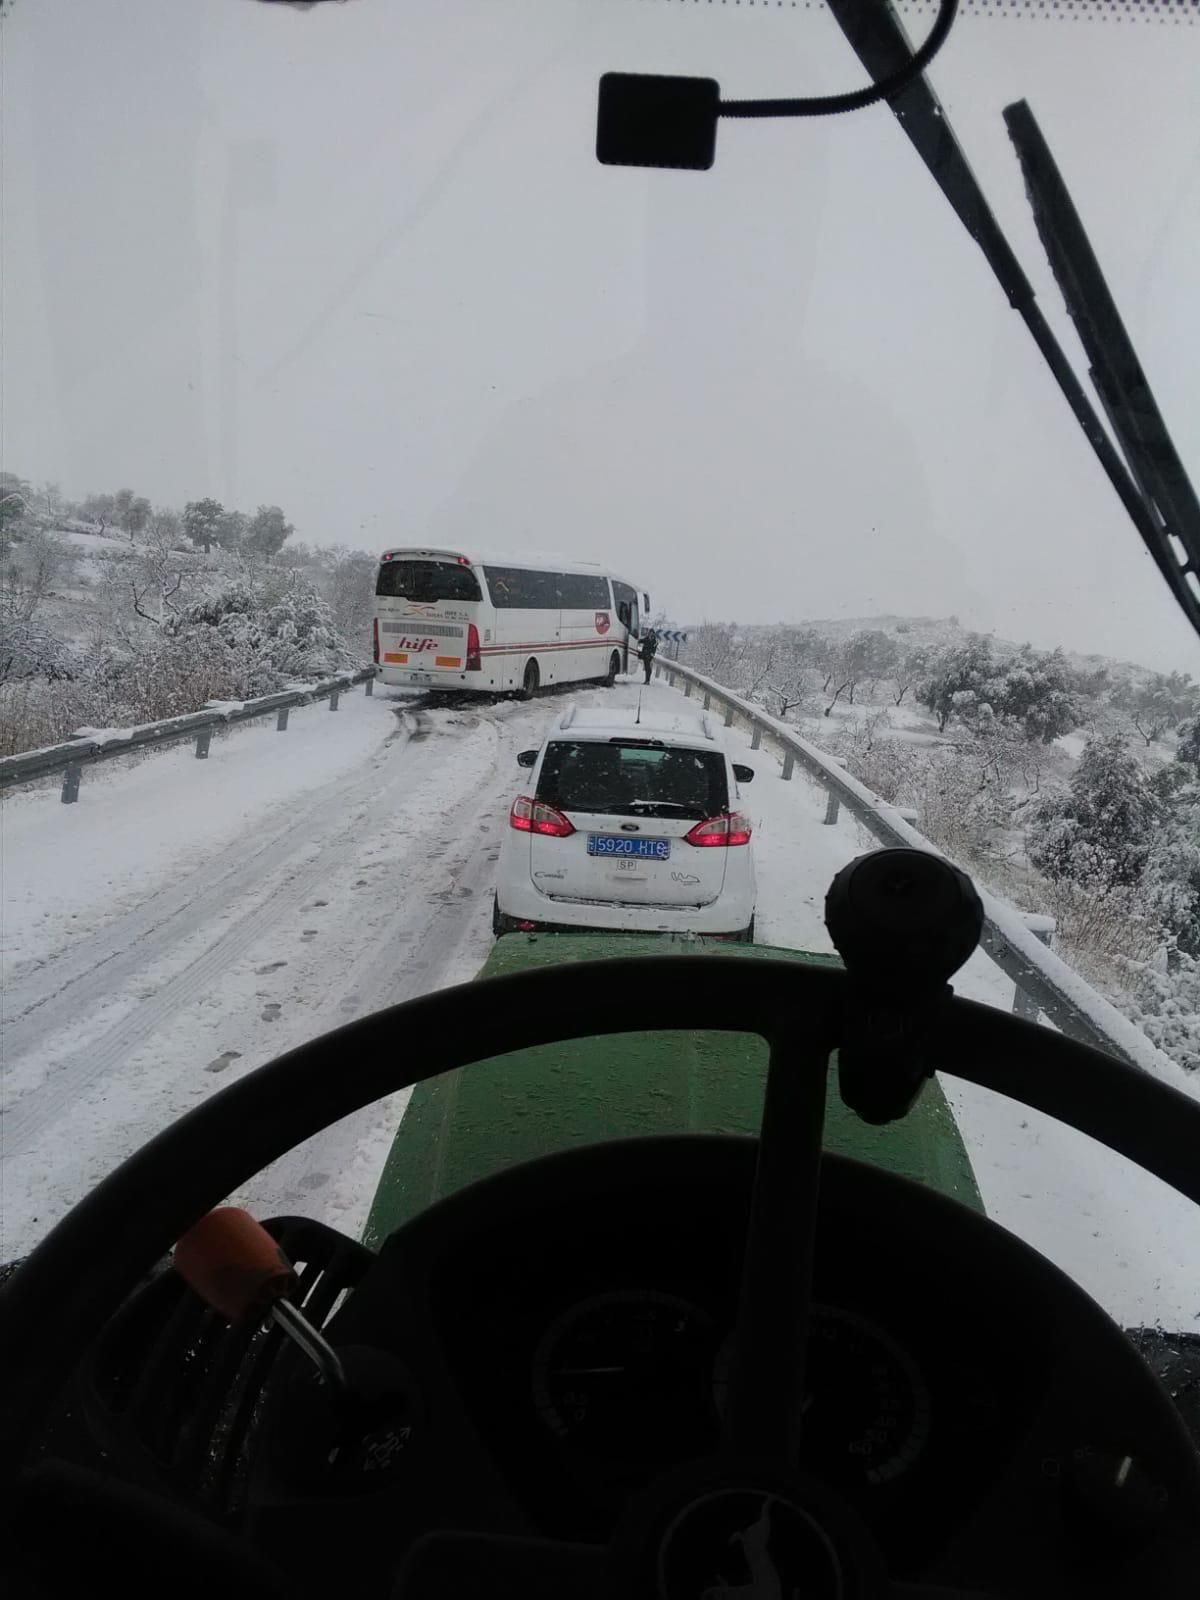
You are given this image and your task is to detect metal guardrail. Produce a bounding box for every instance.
[655,656,1184,1082]
[0,667,376,804]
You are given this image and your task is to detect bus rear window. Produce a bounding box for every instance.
[376,559,482,603]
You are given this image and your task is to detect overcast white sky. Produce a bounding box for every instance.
[3,0,1199,669]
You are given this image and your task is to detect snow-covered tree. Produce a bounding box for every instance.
[1177,716,1200,773]
[0,472,32,537]
[78,491,117,531]
[1,527,78,621]
[890,644,929,706]
[111,488,151,537]
[217,509,247,551]
[244,504,294,558]
[183,498,226,555]
[1027,735,1159,890]
[917,637,996,733]
[1115,671,1199,747]
[918,638,1081,743]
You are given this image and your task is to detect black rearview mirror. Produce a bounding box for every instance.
[733,763,755,784]
[517,749,538,768]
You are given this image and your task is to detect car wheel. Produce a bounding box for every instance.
[605,651,621,687]
[492,893,511,936]
[520,659,540,700]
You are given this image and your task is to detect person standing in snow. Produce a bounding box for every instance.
[639,627,659,685]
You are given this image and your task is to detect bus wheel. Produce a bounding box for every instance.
[605,651,621,687]
[520,659,540,700]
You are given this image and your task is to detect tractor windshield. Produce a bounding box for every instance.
[1,0,1198,1349]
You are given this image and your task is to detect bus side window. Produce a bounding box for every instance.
[616,601,630,629]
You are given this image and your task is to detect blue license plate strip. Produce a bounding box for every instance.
[587,834,670,860]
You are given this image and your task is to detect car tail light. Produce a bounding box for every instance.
[372,617,380,663]
[466,623,481,673]
[510,795,575,838]
[685,811,753,847]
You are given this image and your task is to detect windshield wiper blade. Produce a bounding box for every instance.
[822,0,1200,639]
[627,799,701,814]
[1004,99,1200,632]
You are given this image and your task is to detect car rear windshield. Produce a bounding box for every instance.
[376,559,482,603]
[536,740,728,819]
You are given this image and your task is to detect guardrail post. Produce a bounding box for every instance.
[702,691,711,710]
[365,677,374,697]
[824,791,840,825]
[781,753,795,782]
[1014,919,1056,1020]
[195,728,212,759]
[277,707,290,732]
[684,681,692,698]
[723,704,734,728]
[751,725,762,751]
[61,763,82,804]
[329,689,340,711]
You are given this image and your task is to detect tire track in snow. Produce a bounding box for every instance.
[2,721,415,1061]
[0,718,499,1159]
[0,683,618,1254]
[233,735,516,1225]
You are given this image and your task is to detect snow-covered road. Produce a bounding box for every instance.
[1,685,577,1249]
[4,678,1200,1334]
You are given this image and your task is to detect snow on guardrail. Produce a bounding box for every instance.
[0,666,376,802]
[656,655,1184,1084]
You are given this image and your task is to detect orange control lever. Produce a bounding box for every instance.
[173,1206,296,1322]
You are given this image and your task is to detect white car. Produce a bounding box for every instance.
[493,708,757,940]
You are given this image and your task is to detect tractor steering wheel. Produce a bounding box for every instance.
[4,947,1200,1598]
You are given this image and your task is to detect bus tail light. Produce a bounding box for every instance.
[685,811,753,847]
[372,617,380,664]
[466,623,481,673]
[510,796,575,838]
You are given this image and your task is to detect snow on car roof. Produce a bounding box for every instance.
[555,708,715,742]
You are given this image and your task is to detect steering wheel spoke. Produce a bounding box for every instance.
[720,1024,834,1461]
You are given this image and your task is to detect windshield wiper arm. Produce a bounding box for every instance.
[822,0,1200,640]
[1003,99,1200,632]
[627,799,701,814]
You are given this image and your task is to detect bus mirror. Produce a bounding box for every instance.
[733,763,755,784]
[516,749,538,768]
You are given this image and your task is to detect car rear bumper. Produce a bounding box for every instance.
[496,874,756,936]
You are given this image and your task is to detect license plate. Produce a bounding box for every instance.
[587,835,670,860]
[408,671,433,684]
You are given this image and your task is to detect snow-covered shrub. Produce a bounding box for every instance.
[0,605,79,686]
[1027,735,1158,890]
[1118,953,1200,1073]
[1038,876,1160,971]
[162,572,358,696]
[85,633,246,725]
[822,711,919,804]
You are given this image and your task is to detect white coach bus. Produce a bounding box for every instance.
[372,548,651,698]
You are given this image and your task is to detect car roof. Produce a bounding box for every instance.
[551,707,719,745]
